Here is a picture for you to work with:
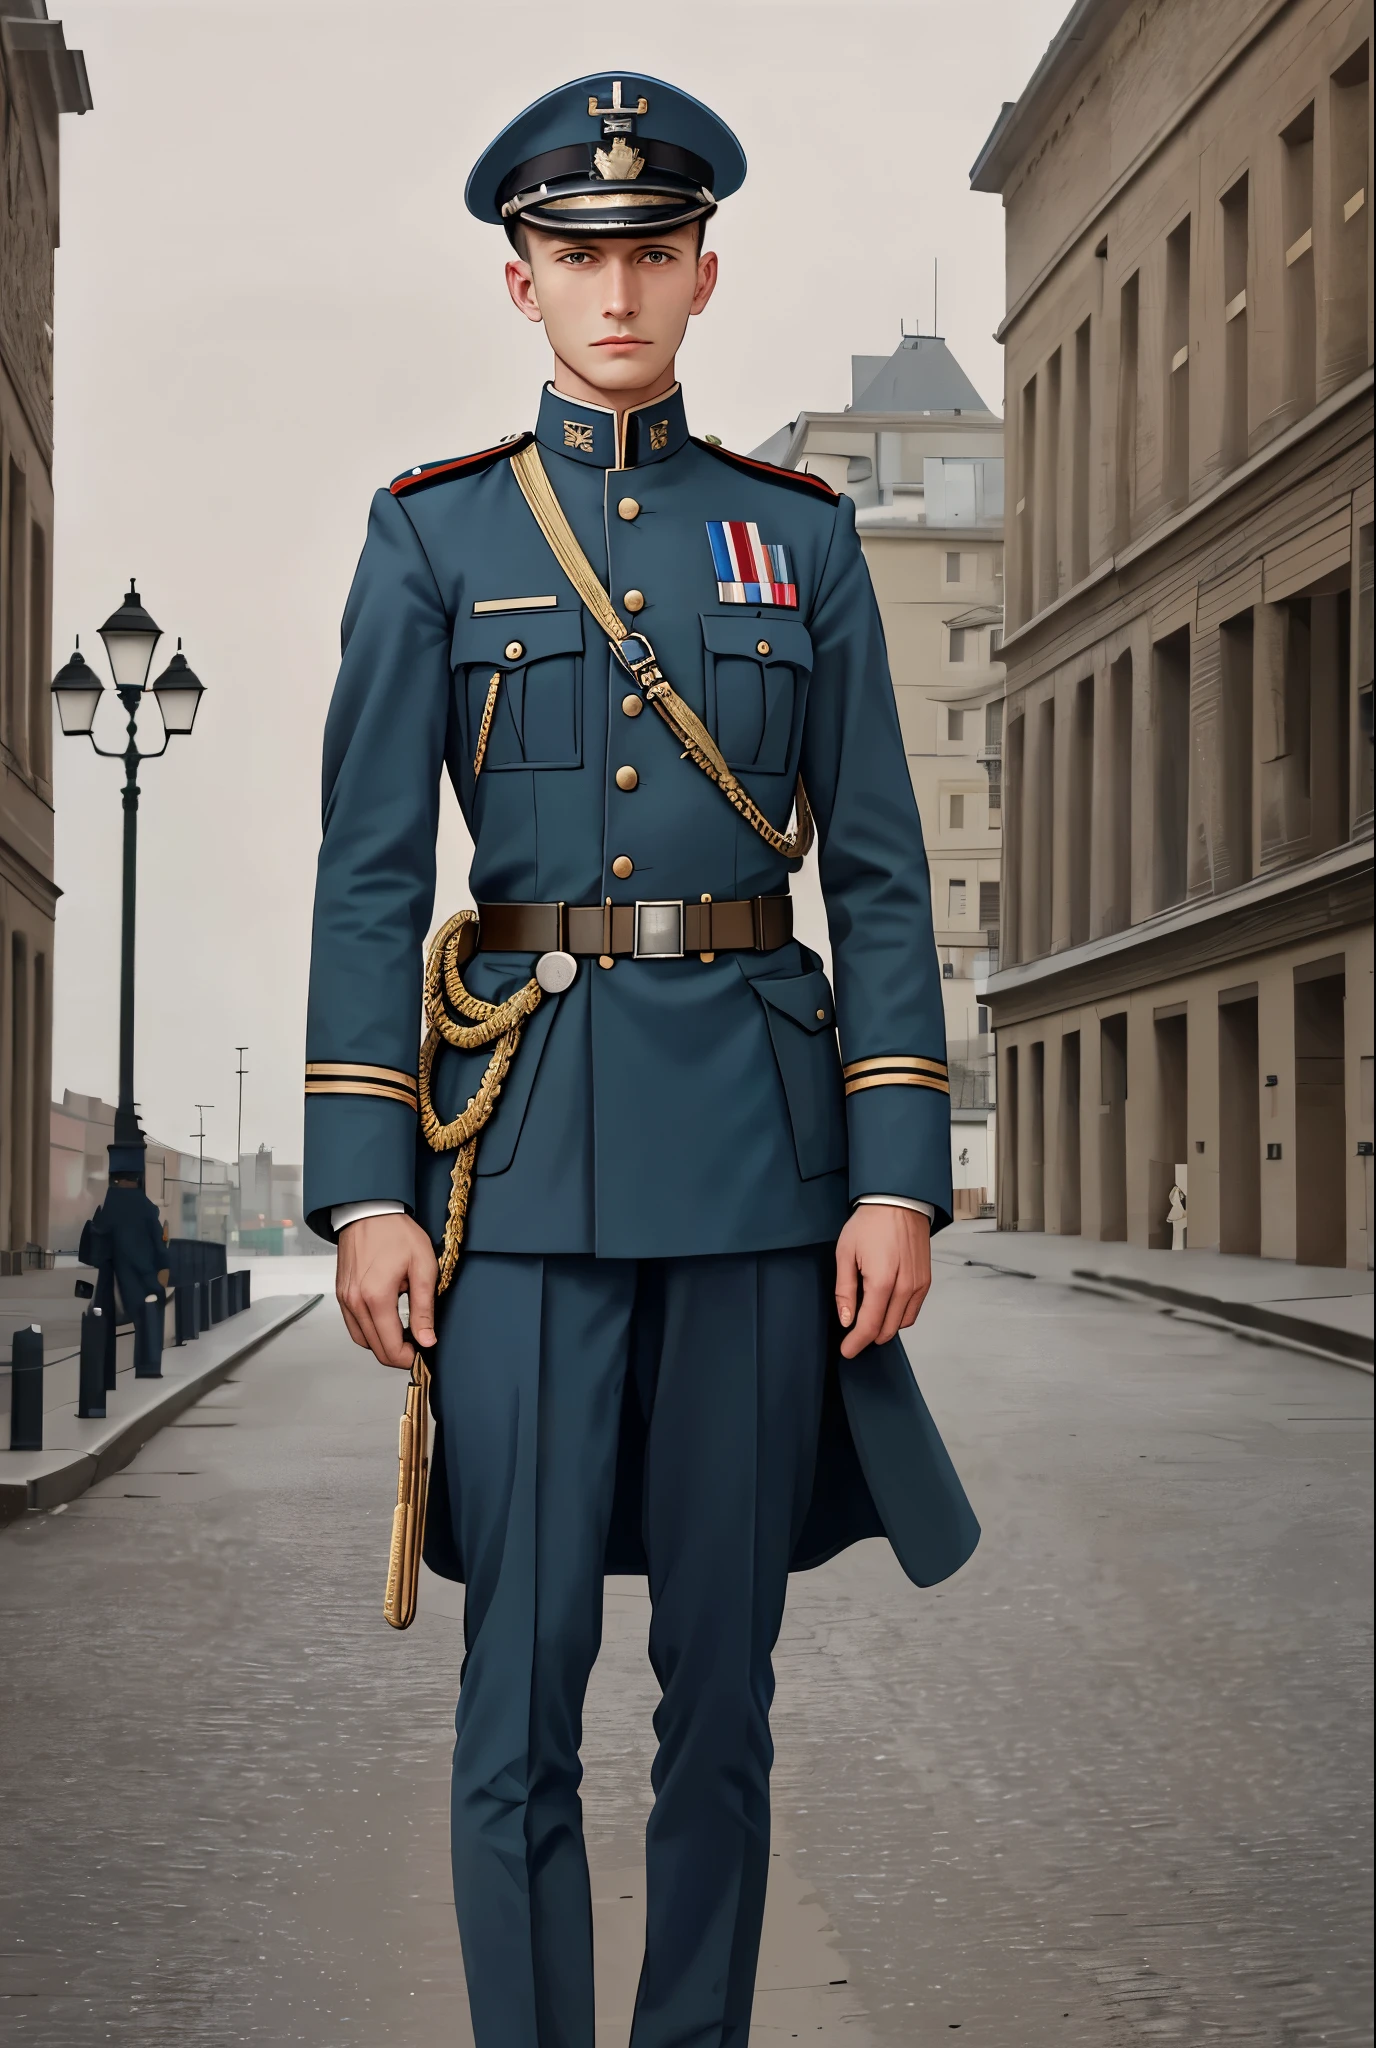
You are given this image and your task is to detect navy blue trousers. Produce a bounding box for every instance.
[434,1246,832,2048]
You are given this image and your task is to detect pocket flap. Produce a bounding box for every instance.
[699,614,813,670]
[753,969,835,1033]
[452,607,585,670]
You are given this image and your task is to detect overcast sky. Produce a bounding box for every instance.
[49,0,1067,1174]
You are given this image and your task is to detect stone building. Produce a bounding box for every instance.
[972,0,1373,1267]
[1,7,90,1258]
[758,333,1007,1211]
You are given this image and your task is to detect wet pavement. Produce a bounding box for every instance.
[0,1229,1370,2045]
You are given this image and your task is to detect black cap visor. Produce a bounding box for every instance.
[499,138,715,237]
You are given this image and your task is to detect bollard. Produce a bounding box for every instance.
[102,1300,118,1391]
[133,1293,163,1379]
[174,1282,196,1346]
[78,1308,107,1419]
[196,1278,211,1330]
[9,1325,43,1452]
[240,1267,251,1311]
[208,1273,227,1326]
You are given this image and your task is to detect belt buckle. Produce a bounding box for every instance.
[633,900,684,960]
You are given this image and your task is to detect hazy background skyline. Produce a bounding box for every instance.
[50,0,1067,1175]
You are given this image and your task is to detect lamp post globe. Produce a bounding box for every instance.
[151,643,206,736]
[50,643,104,736]
[98,579,162,694]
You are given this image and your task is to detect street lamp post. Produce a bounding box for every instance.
[51,582,206,1178]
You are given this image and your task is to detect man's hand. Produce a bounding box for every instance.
[834,1205,931,1359]
[336,1212,438,1368]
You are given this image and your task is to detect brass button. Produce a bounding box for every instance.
[623,589,646,614]
[504,639,524,661]
[622,693,643,718]
[598,955,615,970]
[611,854,634,880]
[618,497,641,521]
[615,765,639,791]
[756,639,771,656]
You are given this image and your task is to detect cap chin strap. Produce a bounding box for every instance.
[509,441,814,861]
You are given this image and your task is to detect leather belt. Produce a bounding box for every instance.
[477,895,793,960]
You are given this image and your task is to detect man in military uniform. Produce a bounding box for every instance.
[304,72,978,2047]
[80,1144,170,1335]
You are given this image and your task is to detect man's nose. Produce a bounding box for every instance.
[603,262,639,319]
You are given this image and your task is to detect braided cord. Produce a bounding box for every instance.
[417,910,543,1293]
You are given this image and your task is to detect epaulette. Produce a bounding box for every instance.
[692,437,839,503]
[390,432,533,499]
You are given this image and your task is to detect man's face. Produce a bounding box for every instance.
[506,224,717,399]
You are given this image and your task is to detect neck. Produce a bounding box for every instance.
[550,354,679,418]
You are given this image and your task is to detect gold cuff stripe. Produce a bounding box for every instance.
[306,1060,418,1091]
[845,1072,951,1098]
[842,1054,948,1080]
[305,1079,419,1106]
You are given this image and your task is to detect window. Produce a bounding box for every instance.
[1282,103,1316,414]
[1330,44,1370,381]
[1164,217,1191,504]
[947,707,965,742]
[950,794,965,830]
[991,625,1004,655]
[1039,348,1061,605]
[946,551,962,582]
[1071,318,1091,582]
[1222,174,1249,466]
[1115,273,1139,543]
[979,880,1001,931]
[949,627,967,663]
[984,697,1004,749]
[977,1005,990,1034]
[948,878,968,920]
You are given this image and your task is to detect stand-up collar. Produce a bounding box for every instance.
[536,381,689,470]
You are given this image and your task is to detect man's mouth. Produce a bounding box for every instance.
[594,335,650,347]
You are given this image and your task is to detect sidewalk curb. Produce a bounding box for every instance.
[1071,1268,1374,1372]
[962,1255,1373,1375]
[0,1294,322,1522]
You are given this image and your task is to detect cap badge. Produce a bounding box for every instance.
[594,136,645,182]
[587,80,650,119]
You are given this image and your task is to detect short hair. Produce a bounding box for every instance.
[505,216,710,261]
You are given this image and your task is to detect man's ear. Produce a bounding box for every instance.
[506,257,543,325]
[689,247,719,319]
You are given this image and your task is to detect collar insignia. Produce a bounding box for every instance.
[563,420,595,452]
[594,136,645,182]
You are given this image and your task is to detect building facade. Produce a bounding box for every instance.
[760,334,1007,1210]
[973,0,1373,1268]
[1,8,89,1256]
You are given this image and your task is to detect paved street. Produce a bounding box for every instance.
[1,1228,1370,2045]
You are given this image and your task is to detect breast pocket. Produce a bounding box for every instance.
[452,608,585,771]
[700,615,813,776]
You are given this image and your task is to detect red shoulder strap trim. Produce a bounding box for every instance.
[390,433,533,498]
[692,438,839,502]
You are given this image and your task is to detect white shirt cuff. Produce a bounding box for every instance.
[855,1195,936,1221]
[331,1199,406,1230]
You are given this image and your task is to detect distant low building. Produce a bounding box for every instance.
[51,1089,234,1250]
[757,333,1007,1212]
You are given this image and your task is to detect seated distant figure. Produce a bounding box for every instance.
[79,1144,171,1324]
